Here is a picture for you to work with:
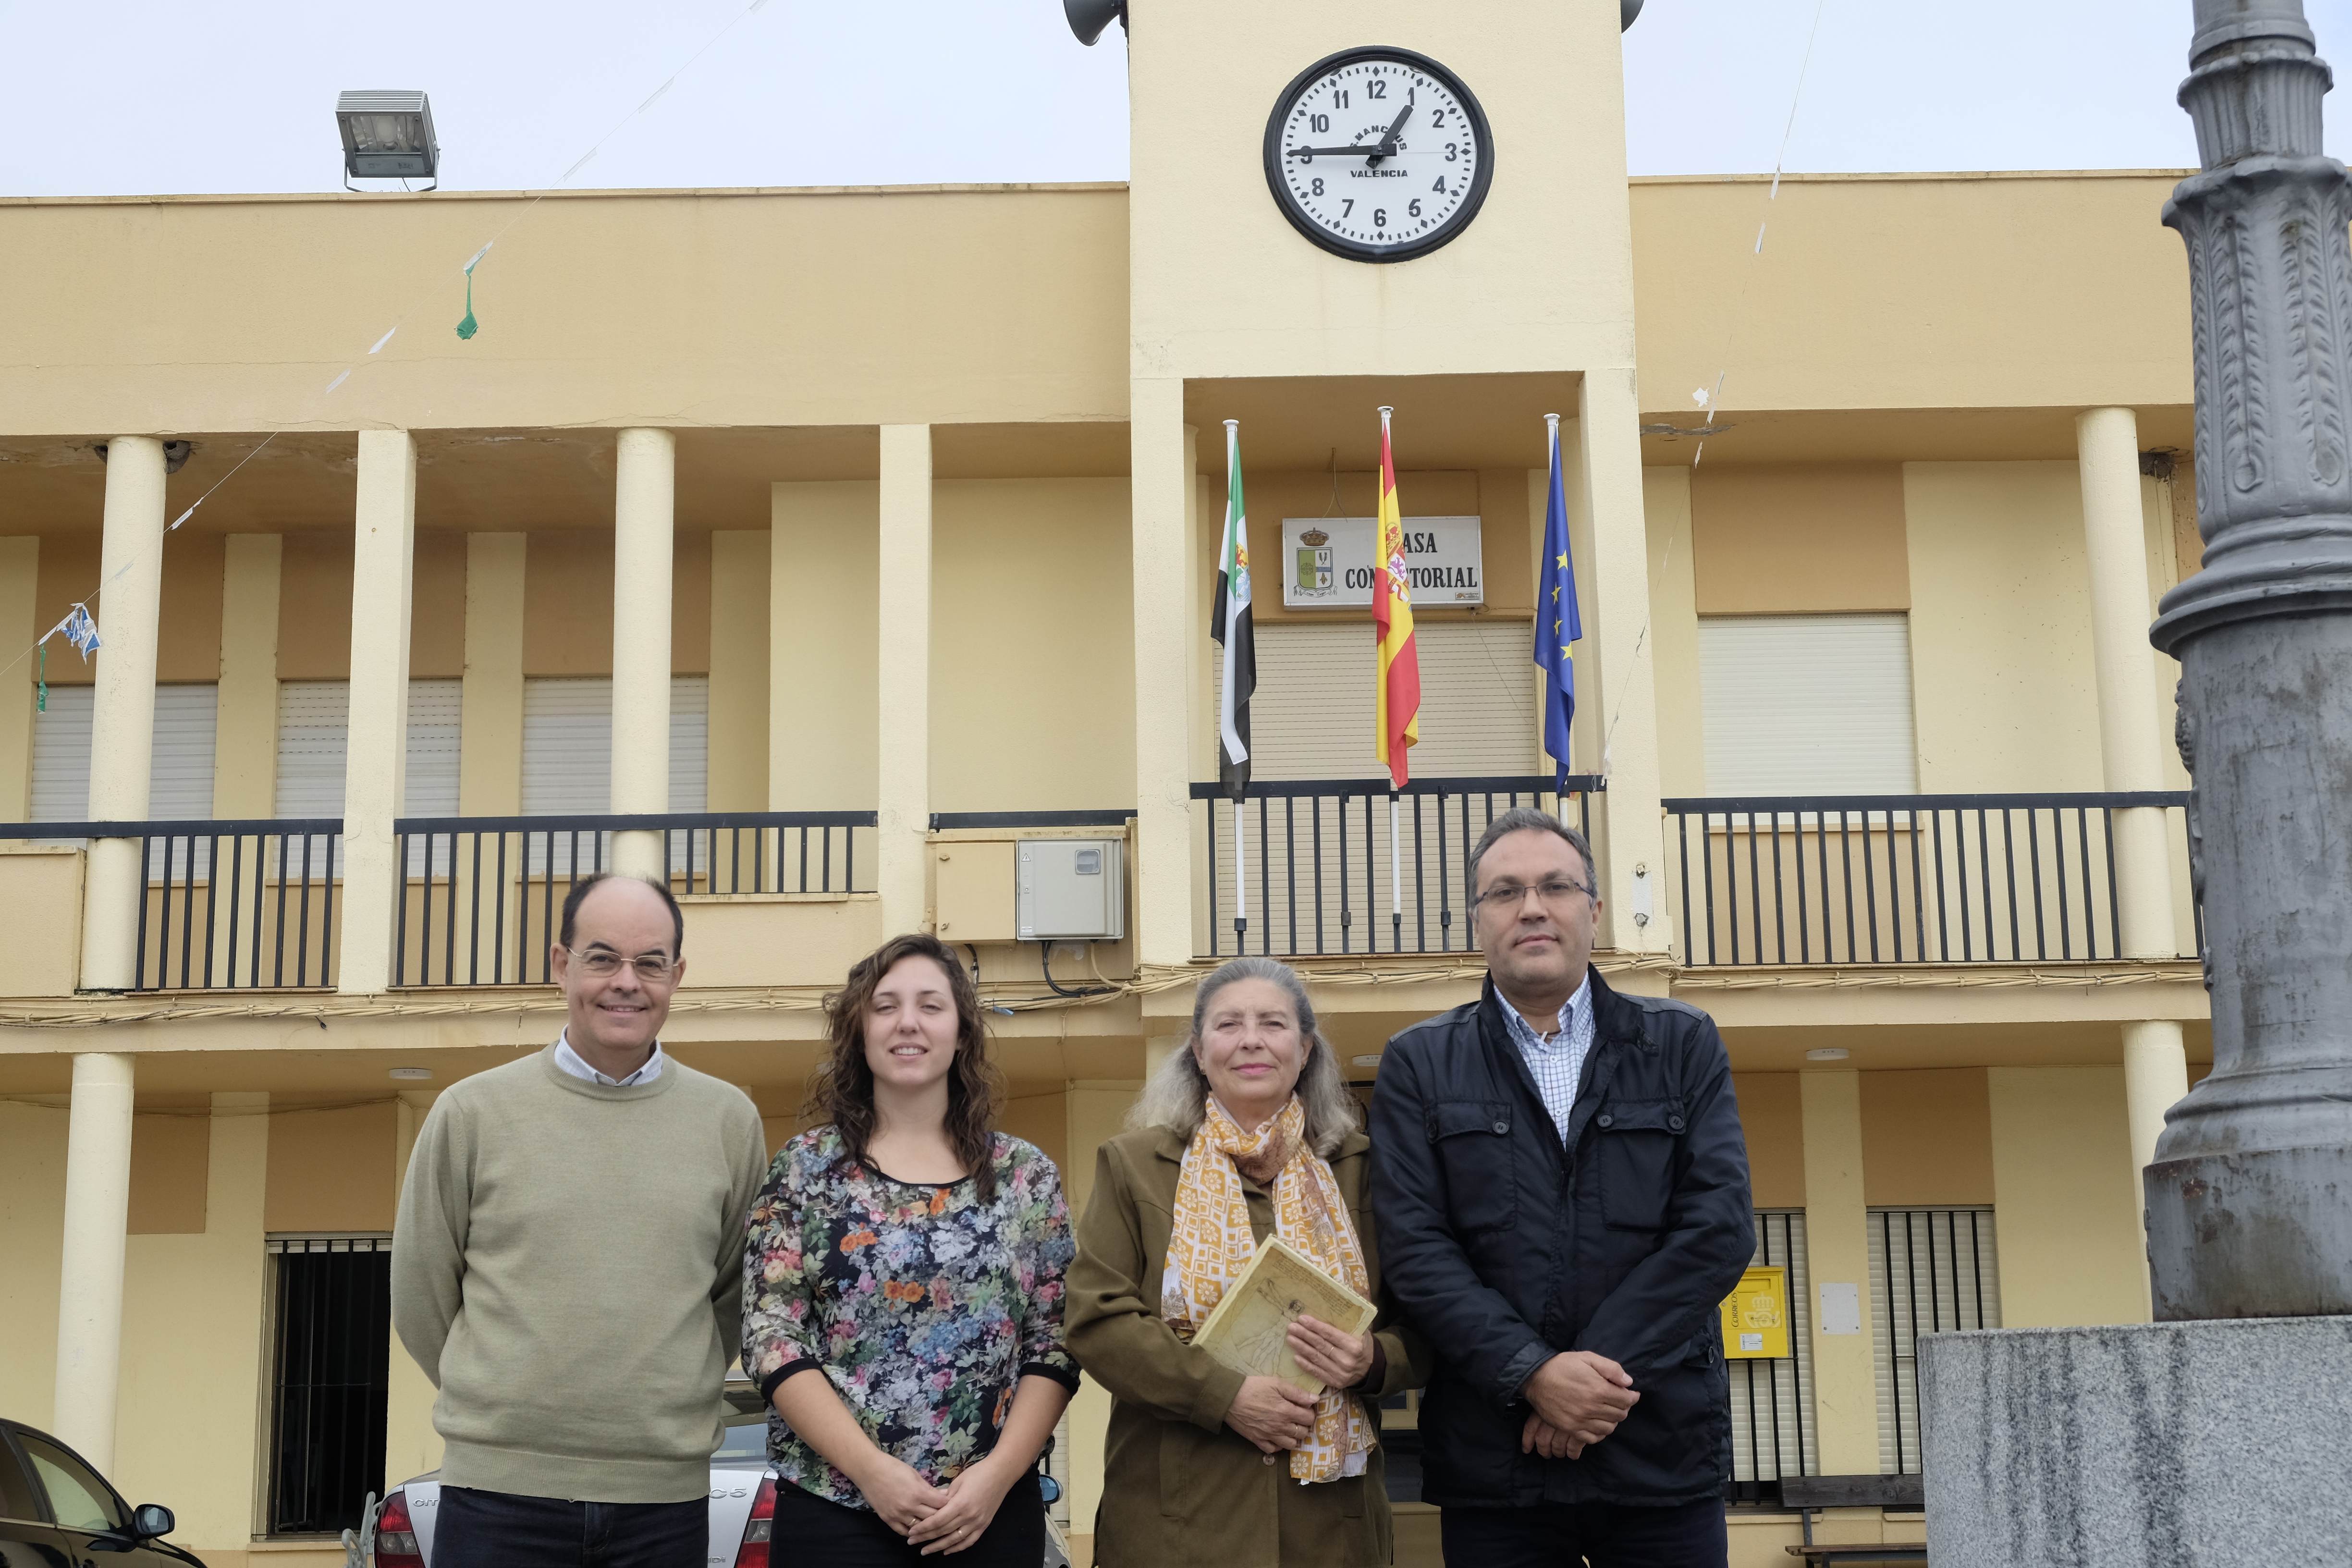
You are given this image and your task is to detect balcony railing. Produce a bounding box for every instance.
[1190,776,1604,958]
[391,811,876,986]
[1662,792,2201,968]
[0,819,343,990]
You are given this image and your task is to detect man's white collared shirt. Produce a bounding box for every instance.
[1500,977,1594,1142]
[552,1030,665,1088]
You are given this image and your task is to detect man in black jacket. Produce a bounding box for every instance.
[1371,808,1753,1567]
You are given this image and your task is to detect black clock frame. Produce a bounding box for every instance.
[1260,45,1495,265]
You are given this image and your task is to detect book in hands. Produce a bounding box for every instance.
[1191,1234,1378,1396]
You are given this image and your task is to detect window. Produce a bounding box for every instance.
[28,683,219,823]
[273,680,462,818]
[520,675,710,815]
[267,1236,392,1537]
[1698,614,1918,796]
[14,1431,126,1535]
[1868,1206,1999,1475]
[1727,1210,1818,1504]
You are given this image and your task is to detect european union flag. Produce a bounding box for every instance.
[1535,416,1582,791]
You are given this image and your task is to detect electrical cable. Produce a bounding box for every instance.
[1039,941,1115,1000]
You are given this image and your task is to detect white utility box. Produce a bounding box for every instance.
[1016,838,1126,942]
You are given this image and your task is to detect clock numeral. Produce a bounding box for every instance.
[1311,113,1329,133]
[1367,78,1387,99]
[1409,199,1422,219]
[1445,143,1458,162]
[1311,177,1324,196]
[1373,208,1387,230]
[1341,198,1354,219]
[1433,174,1448,195]
[1431,109,1447,129]
[1335,89,1350,108]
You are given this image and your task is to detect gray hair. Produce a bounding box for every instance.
[1467,808,1596,905]
[1127,956,1360,1158]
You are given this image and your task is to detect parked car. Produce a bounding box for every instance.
[367,1378,1070,1568]
[0,1419,204,1568]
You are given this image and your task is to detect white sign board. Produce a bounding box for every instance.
[1278,516,1484,609]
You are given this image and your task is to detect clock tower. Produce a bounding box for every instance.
[1118,0,1666,972]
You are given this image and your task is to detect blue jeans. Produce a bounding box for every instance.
[433,1484,707,1568]
[1440,1497,1729,1568]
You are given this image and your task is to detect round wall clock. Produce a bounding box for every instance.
[1262,46,1494,264]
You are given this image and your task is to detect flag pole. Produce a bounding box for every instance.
[1234,800,1247,953]
[1389,792,1402,952]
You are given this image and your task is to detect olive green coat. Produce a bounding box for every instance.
[1065,1126,1434,1568]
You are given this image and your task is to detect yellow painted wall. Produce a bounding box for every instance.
[0,1101,67,1429]
[772,481,879,811]
[264,1101,396,1233]
[1690,465,1908,614]
[1986,1065,2147,1328]
[0,187,1128,435]
[931,479,1134,812]
[1859,1068,1994,1208]
[279,532,354,680]
[127,1111,209,1234]
[114,1093,269,1557]
[998,1089,1069,1178]
[1631,172,2192,416]
[709,530,772,811]
[1732,1072,1804,1209]
[1644,466,1702,797]
[1903,462,2103,792]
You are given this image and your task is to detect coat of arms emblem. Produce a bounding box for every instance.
[1295,527,1333,593]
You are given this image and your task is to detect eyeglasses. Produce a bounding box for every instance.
[1472,878,1595,915]
[563,947,680,983]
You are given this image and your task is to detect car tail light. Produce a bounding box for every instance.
[731,1476,777,1568]
[375,1490,426,1568]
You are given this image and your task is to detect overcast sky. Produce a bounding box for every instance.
[5,0,2351,199]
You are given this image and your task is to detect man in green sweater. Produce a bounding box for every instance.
[392,872,769,1568]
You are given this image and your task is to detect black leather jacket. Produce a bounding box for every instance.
[1369,968,1754,1508]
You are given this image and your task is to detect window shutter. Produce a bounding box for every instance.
[670,676,708,813]
[275,679,466,819]
[522,676,711,816]
[29,685,218,825]
[1868,1207,2000,1475]
[29,686,93,822]
[1698,614,1918,796]
[1728,1210,1820,1491]
[404,681,463,818]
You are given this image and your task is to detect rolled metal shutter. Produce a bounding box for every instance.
[1698,613,1918,796]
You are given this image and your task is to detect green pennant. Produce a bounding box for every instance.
[456,269,479,341]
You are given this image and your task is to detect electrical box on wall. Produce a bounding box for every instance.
[1016,838,1126,942]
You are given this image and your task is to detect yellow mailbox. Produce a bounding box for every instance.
[1720,1266,1790,1360]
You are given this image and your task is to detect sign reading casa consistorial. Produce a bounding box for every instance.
[1279,515,1483,608]
[1262,46,1493,263]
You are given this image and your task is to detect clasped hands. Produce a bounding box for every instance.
[1222,1314,1376,1455]
[1519,1349,1640,1461]
[858,1449,1022,1556]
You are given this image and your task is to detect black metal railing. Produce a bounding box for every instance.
[1727,1210,1815,1508]
[1871,1206,1999,1476]
[390,810,876,986]
[1662,792,2200,967]
[1189,776,1604,958]
[0,819,343,990]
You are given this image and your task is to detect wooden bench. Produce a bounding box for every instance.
[1777,1474,1927,1564]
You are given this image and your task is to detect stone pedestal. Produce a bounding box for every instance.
[1920,1318,2352,1565]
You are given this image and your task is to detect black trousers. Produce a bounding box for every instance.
[768,1471,1044,1568]
[1440,1497,1729,1568]
[433,1484,707,1568]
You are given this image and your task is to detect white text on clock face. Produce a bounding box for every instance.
[1278,61,1478,248]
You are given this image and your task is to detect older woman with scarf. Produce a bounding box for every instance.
[1066,956,1431,1568]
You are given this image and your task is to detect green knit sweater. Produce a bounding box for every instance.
[392,1045,769,1503]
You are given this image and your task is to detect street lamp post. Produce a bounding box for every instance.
[2145,0,2352,1321]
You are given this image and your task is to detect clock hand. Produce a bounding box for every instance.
[1292,144,1387,159]
[1369,101,1415,164]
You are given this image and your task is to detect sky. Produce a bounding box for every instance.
[4,0,2352,200]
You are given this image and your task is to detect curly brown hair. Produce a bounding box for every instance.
[811,933,1002,1200]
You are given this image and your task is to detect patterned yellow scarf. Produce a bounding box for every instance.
[1162,1094,1376,1483]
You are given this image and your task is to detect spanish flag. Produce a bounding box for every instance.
[1372,406,1420,787]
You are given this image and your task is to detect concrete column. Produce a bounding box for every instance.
[1799,1069,1881,1475]
[1130,382,1199,968]
[1577,371,1669,955]
[708,530,772,811]
[213,535,282,819]
[1143,1033,1182,1081]
[2077,408,2180,959]
[386,1089,444,1489]
[612,429,676,878]
[876,426,932,933]
[337,430,417,996]
[0,537,39,821]
[80,437,166,990]
[51,1052,133,1472]
[2123,1020,2192,1193]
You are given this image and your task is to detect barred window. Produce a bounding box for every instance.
[266,1234,392,1536]
[1728,1209,1817,1504]
[1868,1207,2000,1475]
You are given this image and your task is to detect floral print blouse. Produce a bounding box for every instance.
[743,1127,1080,1509]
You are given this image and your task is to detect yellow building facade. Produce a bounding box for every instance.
[0,4,2208,1565]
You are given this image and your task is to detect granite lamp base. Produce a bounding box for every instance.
[1919,1318,2352,1566]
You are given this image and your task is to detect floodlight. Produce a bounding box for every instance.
[336,90,439,189]
[1064,0,1124,46]
[1622,0,1644,27]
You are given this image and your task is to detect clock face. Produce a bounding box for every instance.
[1262,47,1494,264]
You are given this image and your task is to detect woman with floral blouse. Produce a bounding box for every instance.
[743,933,1078,1564]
